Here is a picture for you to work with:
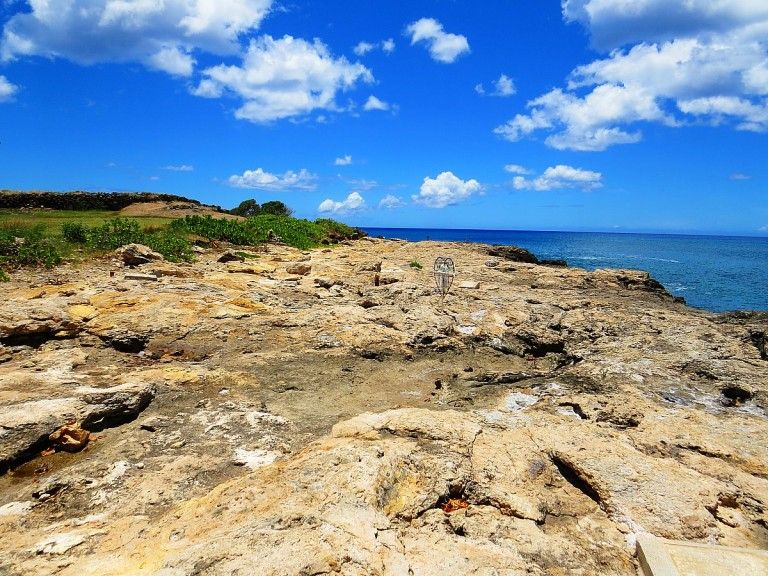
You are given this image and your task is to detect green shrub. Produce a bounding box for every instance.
[243,215,318,250]
[315,218,356,238]
[87,218,142,249]
[409,260,423,269]
[144,231,193,263]
[0,225,63,270]
[169,215,259,245]
[15,238,63,267]
[62,222,88,243]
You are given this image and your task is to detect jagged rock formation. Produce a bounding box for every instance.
[0,239,765,575]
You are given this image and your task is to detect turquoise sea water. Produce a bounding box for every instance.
[363,228,768,313]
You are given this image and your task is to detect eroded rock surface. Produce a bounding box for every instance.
[0,239,765,575]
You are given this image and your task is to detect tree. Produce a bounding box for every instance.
[260,200,293,217]
[230,199,261,217]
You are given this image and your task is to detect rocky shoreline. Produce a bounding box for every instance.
[1,238,766,575]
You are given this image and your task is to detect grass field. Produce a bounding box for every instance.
[0,208,360,280]
[0,209,171,236]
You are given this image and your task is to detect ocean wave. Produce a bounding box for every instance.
[621,254,681,263]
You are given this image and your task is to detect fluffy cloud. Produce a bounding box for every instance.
[363,95,390,111]
[228,167,317,191]
[494,74,516,96]
[406,18,470,64]
[334,155,352,166]
[1,0,272,75]
[0,75,17,102]
[412,171,481,208]
[353,41,375,56]
[504,164,530,175]
[163,164,194,172]
[562,0,768,50]
[194,35,373,122]
[512,165,603,191]
[148,46,195,77]
[379,194,405,209]
[318,191,365,214]
[476,74,516,97]
[497,1,768,149]
[354,39,395,56]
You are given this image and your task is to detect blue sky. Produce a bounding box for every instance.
[0,0,766,235]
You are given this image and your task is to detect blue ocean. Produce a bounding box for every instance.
[363,228,768,313]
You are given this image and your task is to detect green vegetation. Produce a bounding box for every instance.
[0,198,363,280]
[0,209,170,233]
[0,191,206,211]
[0,222,64,272]
[228,199,293,218]
[409,260,423,270]
[169,214,361,251]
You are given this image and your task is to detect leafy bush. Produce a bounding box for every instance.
[143,231,193,263]
[169,215,259,245]
[168,214,361,250]
[87,218,143,249]
[315,218,357,239]
[409,260,423,269]
[0,225,63,270]
[62,222,88,243]
[15,238,63,267]
[245,215,326,250]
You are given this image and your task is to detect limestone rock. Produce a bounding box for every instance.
[285,262,311,276]
[487,244,538,263]
[0,380,155,472]
[115,244,163,266]
[0,240,765,575]
[218,251,245,263]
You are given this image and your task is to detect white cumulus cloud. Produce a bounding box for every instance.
[0,75,17,101]
[334,155,353,166]
[562,0,768,50]
[496,1,768,149]
[318,191,365,214]
[512,165,603,191]
[193,35,373,123]
[163,164,194,172]
[412,171,481,208]
[504,164,530,175]
[0,0,272,76]
[363,95,390,111]
[476,74,516,97]
[148,45,195,77]
[228,167,317,191]
[494,74,516,96]
[379,194,405,209]
[354,39,395,57]
[353,41,374,56]
[406,18,470,64]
